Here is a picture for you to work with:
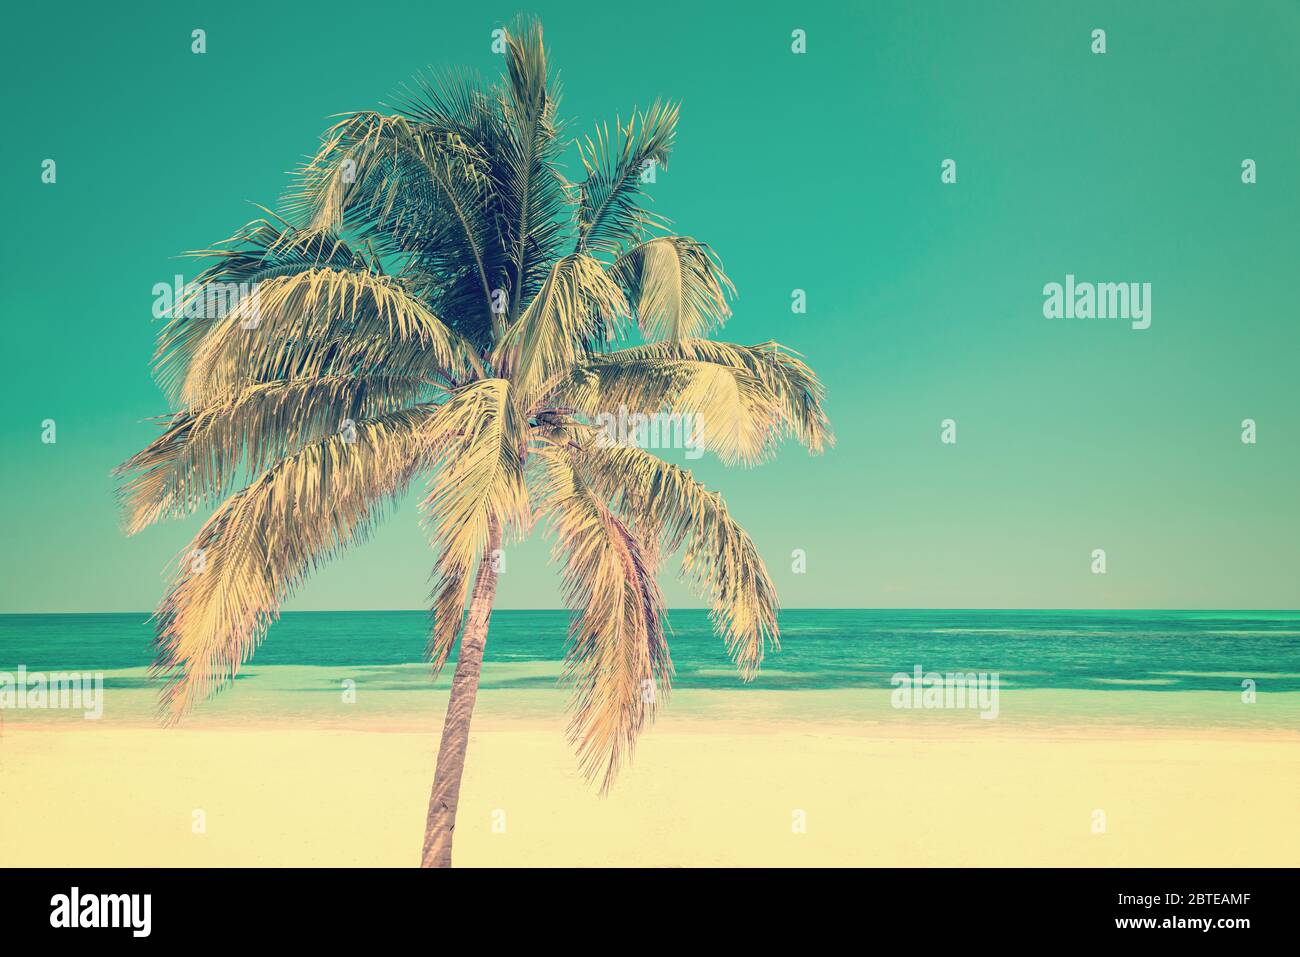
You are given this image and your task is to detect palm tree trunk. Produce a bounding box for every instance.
[420,526,502,868]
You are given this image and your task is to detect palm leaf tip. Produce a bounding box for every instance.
[535,446,673,792]
[610,236,735,342]
[572,441,781,681]
[575,100,679,256]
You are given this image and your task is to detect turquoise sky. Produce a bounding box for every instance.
[2,1,1297,612]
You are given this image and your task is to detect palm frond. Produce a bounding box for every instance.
[421,379,531,673]
[283,112,483,239]
[553,339,832,464]
[390,65,496,137]
[152,406,451,721]
[491,254,628,405]
[116,374,433,535]
[187,216,365,284]
[609,236,734,341]
[283,110,506,345]
[574,101,678,256]
[169,266,481,407]
[155,220,368,399]
[533,445,671,791]
[498,16,571,319]
[572,440,779,678]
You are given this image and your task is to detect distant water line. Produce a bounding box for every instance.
[1,609,1297,693]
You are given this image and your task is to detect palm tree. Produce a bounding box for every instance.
[117,17,831,867]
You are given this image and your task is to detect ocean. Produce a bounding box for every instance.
[2,608,1297,692]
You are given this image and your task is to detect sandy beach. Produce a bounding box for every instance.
[2,668,1297,867]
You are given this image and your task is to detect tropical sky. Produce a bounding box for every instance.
[3,1,1297,612]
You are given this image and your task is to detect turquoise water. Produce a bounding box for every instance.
[1,609,1297,693]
